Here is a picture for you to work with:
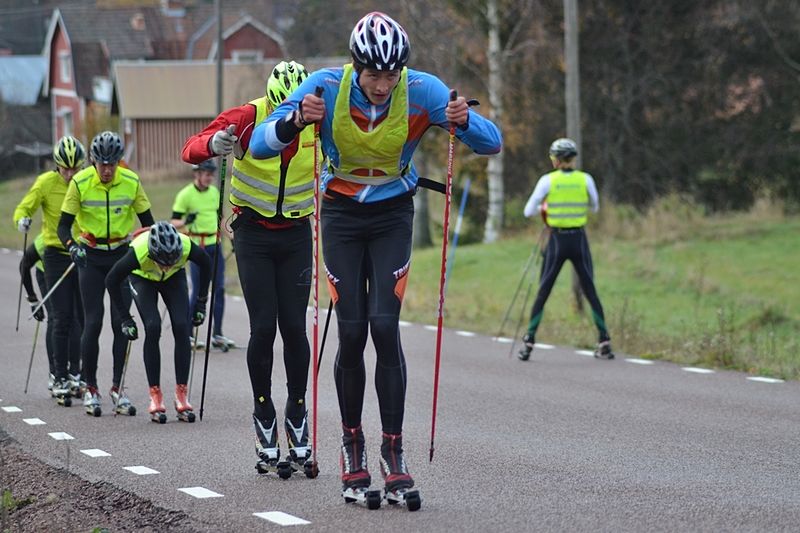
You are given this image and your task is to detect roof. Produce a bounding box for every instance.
[0,56,47,105]
[58,5,155,60]
[0,7,52,55]
[114,58,346,119]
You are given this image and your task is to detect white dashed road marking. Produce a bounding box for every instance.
[178,487,223,499]
[253,511,310,526]
[494,337,513,343]
[747,376,784,384]
[80,449,111,458]
[399,320,412,327]
[534,343,554,349]
[48,432,74,440]
[424,325,438,332]
[683,367,715,374]
[576,350,594,357]
[123,466,159,475]
[456,330,476,337]
[23,418,46,425]
[625,358,655,365]
[2,406,22,413]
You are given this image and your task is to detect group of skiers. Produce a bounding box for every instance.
[11,11,616,510]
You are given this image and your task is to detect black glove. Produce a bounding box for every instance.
[185,212,198,225]
[69,244,87,268]
[192,296,207,326]
[28,295,44,322]
[120,316,138,341]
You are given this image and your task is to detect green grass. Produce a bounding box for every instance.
[3,174,798,380]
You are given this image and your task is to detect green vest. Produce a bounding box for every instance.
[33,233,45,272]
[545,170,589,228]
[131,231,191,282]
[330,64,409,185]
[230,96,317,218]
[72,166,144,248]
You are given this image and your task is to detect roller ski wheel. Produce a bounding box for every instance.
[385,488,422,511]
[55,395,72,407]
[82,386,102,417]
[110,387,136,416]
[211,335,236,352]
[174,384,195,422]
[176,409,196,423]
[148,385,166,423]
[303,460,319,479]
[342,487,382,510]
[151,411,167,424]
[52,379,72,407]
[255,458,296,479]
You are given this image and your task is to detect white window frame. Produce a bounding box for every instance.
[58,51,71,83]
[231,49,262,63]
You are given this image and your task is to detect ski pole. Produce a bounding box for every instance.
[508,229,549,357]
[495,248,537,340]
[200,147,230,421]
[23,321,41,394]
[316,299,333,378]
[430,89,458,463]
[443,176,471,297]
[114,339,133,417]
[188,325,200,401]
[28,262,75,321]
[15,231,28,331]
[309,85,324,478]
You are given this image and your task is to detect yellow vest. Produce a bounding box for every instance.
[131,231,191,282]
[331,64,409,184]
[70,166,146,249]
[545,170,589,228]
[230,97,317,218]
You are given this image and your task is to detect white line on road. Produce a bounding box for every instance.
[48,432,74,440]
[399,320,412,327]
[494,337,513,343]
[456,330,476,337]
[534,343,554,349]
[80,449,111,458]
[424,325,438,331]
[178,487,223,499]
[576,350,594,357]
[747,376,784,384]
[683,367,715,374]
[2,406,22,413]
[23,418,46,425]
[253,511,310,526]
[625,358,655,365]
[123,466,159,475]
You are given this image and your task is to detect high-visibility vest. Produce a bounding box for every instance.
[330,64,409,185]
[130,231,191,282]
[230,97,317,218]
[545,170,589,228]
[70,166,145,249]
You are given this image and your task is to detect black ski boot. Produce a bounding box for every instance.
[594,340,615,360]
[380,433,421,511]
[285,413,316,478]
[341,425,381,509]
[254,416,293,479]
[518,333,535,361]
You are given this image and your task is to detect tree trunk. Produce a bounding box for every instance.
[412,155,433,249]
[482,0,504,244]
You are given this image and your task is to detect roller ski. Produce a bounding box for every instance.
[211,334,236,353]
[109,386,137,416]
[82,386,101,416]
[518,333,535,361]
[594,340,615,360]
[341,425,382,510]
[174,384,195,422]
[68,373,84,398]
[380,433,421,511]
[189,336,205,350]
[148,385,167,424]
[285,414,316,478]
[253,416,294,479]
[52,378,72,407]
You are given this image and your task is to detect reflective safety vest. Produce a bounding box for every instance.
[70,166,146,249]
[230,97,317,218]
[33,233,45,272]
[545,170,589,228]
[130,231,191,282]
[330,64,409,185]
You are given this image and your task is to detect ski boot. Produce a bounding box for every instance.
[594,340,615,360]
[254,416,294,479]
[52,378,72,407]
[174,384,196,422]
[109,386,137,416]
[285,414,316,478]
[189,335,205,350]
[47,373,55,394]
[380,433,421,511]
[518,333,535,361]
[211,334,235,352]
[82,386,101,416]
[68,373,84,398]
[148,385,167,424]
[341,425,382,510]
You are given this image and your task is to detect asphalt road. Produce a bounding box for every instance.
[1,247,799,532]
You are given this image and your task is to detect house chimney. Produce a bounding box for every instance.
[130,13,146,31]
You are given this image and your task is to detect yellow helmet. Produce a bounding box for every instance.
[266,61,309,109]
[53,136,86,169]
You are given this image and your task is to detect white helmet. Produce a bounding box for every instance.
[549,138,578,160]
[349,12,410,71]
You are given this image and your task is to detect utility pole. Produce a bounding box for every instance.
[215,0,223,114]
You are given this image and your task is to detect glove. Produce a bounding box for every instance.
[69,244,87,268]
[121,316,138,341]
[185,212,198,225]
[209,125,237,156]
[28,296,44,322]
[17,217,31,234]
[192,296,207,326]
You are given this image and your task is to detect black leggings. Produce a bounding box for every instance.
[43,248,83,380]
[130,273,191,387]
[233,215,311,422]
[78,246,131,388]
[526,228,609,342]
[321,193,414,435]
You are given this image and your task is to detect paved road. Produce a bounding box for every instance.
[1,248,798,532]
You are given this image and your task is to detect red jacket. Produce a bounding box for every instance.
[181,104,257,164]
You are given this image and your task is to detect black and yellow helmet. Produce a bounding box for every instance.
[53,136,86,169]
[266,61,309,109]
